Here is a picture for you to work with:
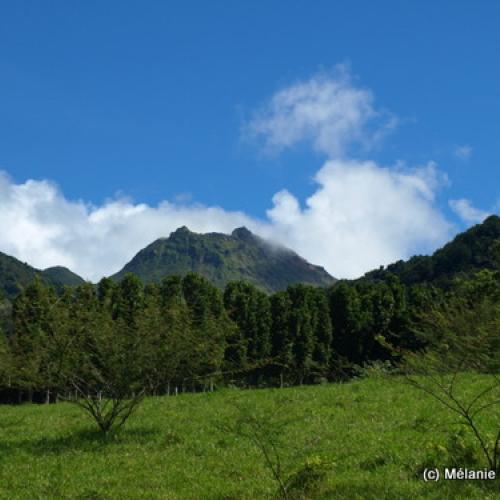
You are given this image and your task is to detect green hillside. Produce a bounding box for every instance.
[0,377,497,499]
[111,226,335,292]
[41,266,85,289]
[0,252,39,299]
[0,251,84,299]
[363,214,500,286]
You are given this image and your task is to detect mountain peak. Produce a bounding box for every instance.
[168,226,194,240]
[112,227,335,292]
[232,227,253,240]
[42,266,85,287]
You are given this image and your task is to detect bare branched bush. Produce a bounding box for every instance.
[220,395,329,499]
[404,281,500,472]
[63,314,151,434]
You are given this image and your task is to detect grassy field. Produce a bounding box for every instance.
[0,375,498,499]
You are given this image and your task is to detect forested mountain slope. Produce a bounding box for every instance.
[111,226,335,292]
[41,266,85,289]
[363,215,500,286]
[0,251,84,299]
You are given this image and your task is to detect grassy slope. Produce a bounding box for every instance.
[0,377,498,499]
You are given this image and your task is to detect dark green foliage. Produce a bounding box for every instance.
[3,265,498,400]
[41,266,85,289]
[364,214,500,286]
[287,285,316,384]
[0,251,39,298]
[0,250,83,300]
[270,292,294,386]
[404,270,500,472]
[286,456,330,497]
[224,281,271,362]
[311,288,333,377]
[406,270,500,373]
[112,273,145,324]
[177,273,230,386]
[0,329,12,387]
[111,226,335,292]
[69,313,150,433]
[329,283,364,365]
[1,216,500,494]
[10,277,59,397]
[1,215,499,405]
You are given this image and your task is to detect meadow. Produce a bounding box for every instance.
[0,375,498,499]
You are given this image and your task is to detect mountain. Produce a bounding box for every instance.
[0,251,84,299]
[0,252,38,299]
[363,214,500,286]
[111,226,335,292]
[41,266,86,289]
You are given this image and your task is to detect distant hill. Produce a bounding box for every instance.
[363,214,500,286]
[111,226,335,292]
[41,266,86,289]
[0,251,84,299]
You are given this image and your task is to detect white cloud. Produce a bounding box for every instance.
[0,160,451,281]
[449,198,490,225]
[454,145,472,160]
[264,160,451,278]
[0,172,257,281]
[246,65,397,158]
[245,69,452,277]
[0,69,456,281]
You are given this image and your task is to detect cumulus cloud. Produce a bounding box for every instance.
[0,68,455,281]
[265,160,451,278]
[449,198,490,225]
[245,65,397,158]
[0,172,257,281]
[0,158,451,281]
[244,69,452,277]
[454,145,472,160]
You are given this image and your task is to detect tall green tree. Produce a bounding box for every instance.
[113,273,145,325]
[287,285,315,384]
[310,289,332,379]
[329,283,363,370]
[10,277,57,399]
[181,273,229,388]
[270,291,293,387]
[224,281,272,379]
[0,329,12,388]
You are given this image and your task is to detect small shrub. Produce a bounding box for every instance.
[354,360,394,380]
[286,456,331,498]
[162,430,183,447]
[359,454,389,471]
[411,415,430,432]
[415,430,481,477]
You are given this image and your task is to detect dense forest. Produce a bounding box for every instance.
[0,267,497,404]
[0,251,84,300]
[364,215,500,286]
[0,215,498,404]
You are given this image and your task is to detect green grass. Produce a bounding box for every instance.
[0,376,499,499]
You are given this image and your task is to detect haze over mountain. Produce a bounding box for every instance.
[111,226,335,293]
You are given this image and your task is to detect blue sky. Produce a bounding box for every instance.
[0,1,498,280]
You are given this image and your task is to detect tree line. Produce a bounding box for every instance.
[0,269,498,404]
